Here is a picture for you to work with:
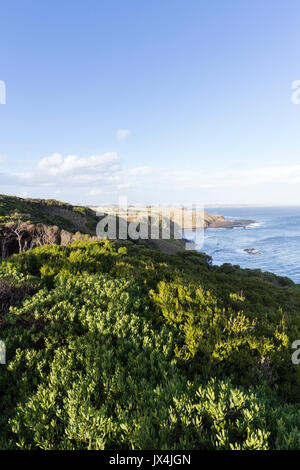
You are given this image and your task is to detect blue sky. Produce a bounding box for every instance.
[1,0,300,205]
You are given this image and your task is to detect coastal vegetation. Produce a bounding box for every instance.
[1,196,300,449]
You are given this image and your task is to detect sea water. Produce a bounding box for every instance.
[190,206,300,284]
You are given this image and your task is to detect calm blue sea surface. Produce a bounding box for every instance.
[193,207,300,284]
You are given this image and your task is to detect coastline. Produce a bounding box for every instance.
[205,217,256,229]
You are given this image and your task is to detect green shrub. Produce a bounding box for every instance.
[1,240,300,449]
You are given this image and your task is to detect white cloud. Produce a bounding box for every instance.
[126,166,153,176]
[116,129,130,141]
[37,152,119,177]
[0,152,146,195]
[1,153,300,204]
[166,164,300,189]
[38,153,63,171]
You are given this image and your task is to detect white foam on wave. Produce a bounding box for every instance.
[246,222,262,229]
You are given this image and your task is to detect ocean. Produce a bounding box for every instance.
[191,206,300,284]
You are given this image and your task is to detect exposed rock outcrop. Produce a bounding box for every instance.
[244,248,262,255]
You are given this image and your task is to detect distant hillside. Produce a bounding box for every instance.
[89,205,254,253]
[0,195,254,258]
[0,194,98,234]
[0,195,100,258]
[0,195,186,257]
[90,205,254,229]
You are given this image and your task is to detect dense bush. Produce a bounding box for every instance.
[150,279,300,397]
[0,279,36,321]
[1,240,300,449]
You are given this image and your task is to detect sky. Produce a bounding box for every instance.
[1,0,300,206]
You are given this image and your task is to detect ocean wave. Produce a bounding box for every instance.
[258,235,300,243]
[246,222,263,228]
